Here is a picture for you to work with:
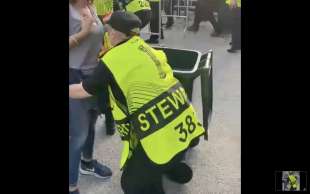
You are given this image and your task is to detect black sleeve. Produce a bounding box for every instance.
[82,61,111,96]
[113,0,121,11]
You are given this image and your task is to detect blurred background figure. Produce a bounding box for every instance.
[94,0,120,23]
[119,0,152,28]
[146,0,161,44]
[187,0,222,37]
[163,0,176,29]
[226,0,241,53]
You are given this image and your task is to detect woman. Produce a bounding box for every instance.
[69,1,112,194]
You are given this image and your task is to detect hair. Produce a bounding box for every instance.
[69,0,94,4]
[127,31,140,37]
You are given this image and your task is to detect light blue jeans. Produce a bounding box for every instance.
[69,69,99,187]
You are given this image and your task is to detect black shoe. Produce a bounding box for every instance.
[80,159,112,179]
[227,47,241,53]
[145,38,159,44]
[189,137,200,148]
[187,25,199,32]
[69,189,80,194]
[165,162,193,184]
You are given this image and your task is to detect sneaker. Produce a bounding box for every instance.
[145,38,159,44]
[164,162,193,184]
[189,137,200,148]
[187,25,199,32]
[69,189,79,194]
[80,160,112,179]
[227,47,241,53]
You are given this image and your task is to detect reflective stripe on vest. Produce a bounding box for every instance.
[126,0,151,13]
[101,36,205,168]
[226,0,241,7]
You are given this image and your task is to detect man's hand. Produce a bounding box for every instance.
[229,0,238,9]
[69,82,92,99]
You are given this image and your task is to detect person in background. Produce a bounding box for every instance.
[69,0,112,194]
[93,0,120,23]
[226,0,241,53]
[187,0,222,36]
[118,0,152,29]
[145,0,161,44]
[163,0,176,29]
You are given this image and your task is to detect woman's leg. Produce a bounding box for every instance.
[81,108,98,161]
[69,98,91,187]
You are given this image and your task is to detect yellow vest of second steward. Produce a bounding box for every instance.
[101,36,205,169]
[288,175,298,189]
[125,0,151,13]
[94,0,114,16]
[226,0,241,8]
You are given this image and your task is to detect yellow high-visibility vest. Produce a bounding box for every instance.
[125,0,151,13]
[288,175,298,189]
[226,0,241,8]
[94,0,114,16]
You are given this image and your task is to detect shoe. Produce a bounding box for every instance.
[145,38,159,44]
[187,25,199,32]
[69,189,79,194]
[227,47,241,53]
[189,137,200,148]
[165,162,193,184]
[80,159,112,179]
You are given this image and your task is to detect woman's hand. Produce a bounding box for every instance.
[80,11,95,36]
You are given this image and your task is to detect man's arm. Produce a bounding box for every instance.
[69,61,110,99]
[69,82,93,99]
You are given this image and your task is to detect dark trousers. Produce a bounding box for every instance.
[149,1,160,40]
[163,0,176,24]
[121,143,186,194]
[135,9,152,29]
[230,7,241,49]
[193,0,221,33]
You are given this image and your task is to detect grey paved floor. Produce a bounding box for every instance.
[79,19,241,194]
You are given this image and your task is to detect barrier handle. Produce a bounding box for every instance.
[199,50,213,140]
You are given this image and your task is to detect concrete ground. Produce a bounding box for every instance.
[79,18,241,194]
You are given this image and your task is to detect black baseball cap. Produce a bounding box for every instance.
[107,11,142,35]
